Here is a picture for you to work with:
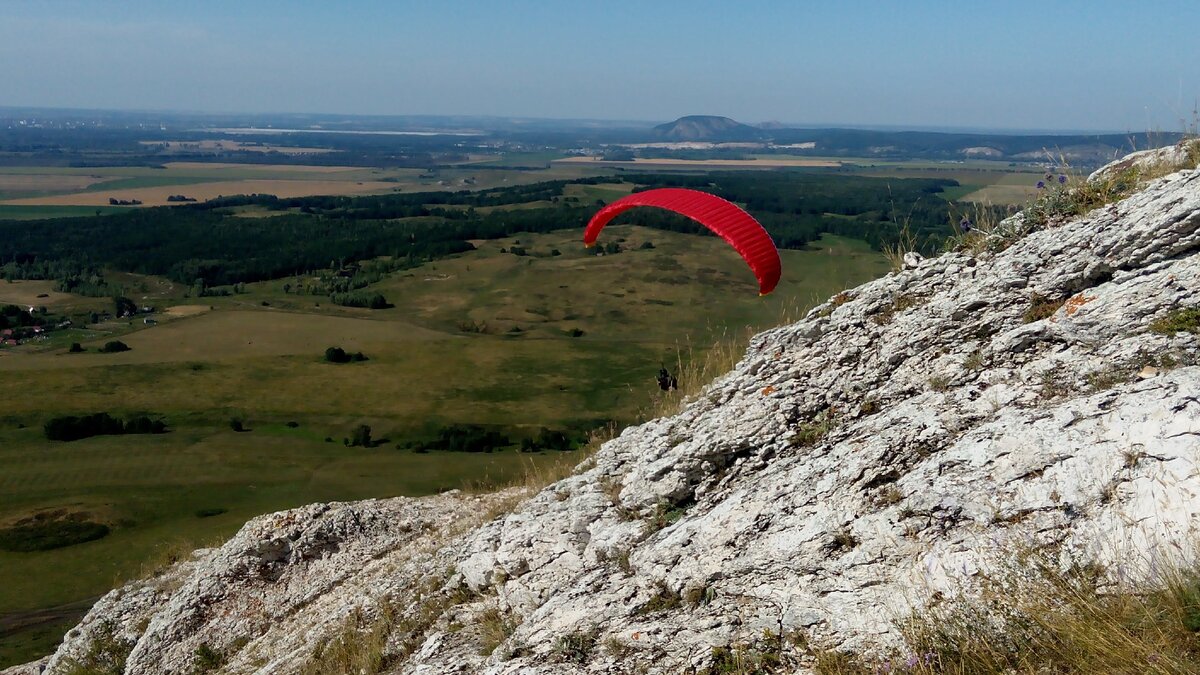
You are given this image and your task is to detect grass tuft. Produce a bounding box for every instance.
[1151,306,1200,335]
[553,627,599,664]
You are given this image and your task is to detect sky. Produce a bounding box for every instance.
[1,0,1198,132]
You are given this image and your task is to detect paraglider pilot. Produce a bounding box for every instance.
[657,365,678,392]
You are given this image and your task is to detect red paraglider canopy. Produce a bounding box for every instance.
[584,188,781,295]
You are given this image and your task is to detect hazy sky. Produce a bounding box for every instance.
[2,0,1198,132]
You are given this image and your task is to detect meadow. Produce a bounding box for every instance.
[0,225,888,665]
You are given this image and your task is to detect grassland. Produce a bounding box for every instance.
[0,226,888,665]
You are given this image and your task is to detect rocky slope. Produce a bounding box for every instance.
[9,146,1200,675]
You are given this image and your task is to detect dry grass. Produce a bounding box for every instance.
[476,606,518,656]
[1023,292,1068,323]
[883,550,1200,675]
[300,603,397,675]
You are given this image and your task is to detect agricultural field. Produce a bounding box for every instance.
[0,226,889,665]
[553,156,843,169]
[0,162,609,211]
[839,163,1047,206]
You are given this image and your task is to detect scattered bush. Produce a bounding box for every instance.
[68,342,84,353]
[330,292,391,309]
[0,514,110,552]
[99,340,130,353]
[192,643,224,672]
[229,417,245,432]
[44,412,166,441]
[324,346,368,363]
[348,424,373,448]
[194,508,227,518]
[421,424,511,453]
[520,427,574,452]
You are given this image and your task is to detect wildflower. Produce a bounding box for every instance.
[905,654,920,668]
[959,217,972,232]
[1058,174,1067,184]
[1036,181,1045,189]
[1045,173,1053,180]
[923,652,935,665]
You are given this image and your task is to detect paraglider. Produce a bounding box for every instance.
[583,188,781,295]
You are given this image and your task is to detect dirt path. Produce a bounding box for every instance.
[0,596,97,638]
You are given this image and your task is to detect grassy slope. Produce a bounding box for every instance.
[0,228,888,666]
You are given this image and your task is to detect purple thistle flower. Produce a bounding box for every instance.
[1058,174,1067,184]
[905,654,920,668]
[923,652,935,665]
[959,217,972,232]
[1036,181,1045,189]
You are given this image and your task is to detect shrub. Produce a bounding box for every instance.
[192,643,224,673]
[425,424,510,453]
[99,340,130,353]
[69,342,84,353]
[349,424,373,448]
[43,412,164,441]
[323,346,365,363]
[229,417,245,432]
[0,517,110,552]
[194,508,227,518]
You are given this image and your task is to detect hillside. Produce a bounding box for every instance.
[8,144,1200,674]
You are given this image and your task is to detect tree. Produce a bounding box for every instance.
[113,296,136,318]
[350,424,372,447]
[68,342,83,353]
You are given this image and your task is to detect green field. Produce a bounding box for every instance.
[0,226,889,665]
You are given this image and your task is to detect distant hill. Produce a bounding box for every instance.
[651,115,766,141]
